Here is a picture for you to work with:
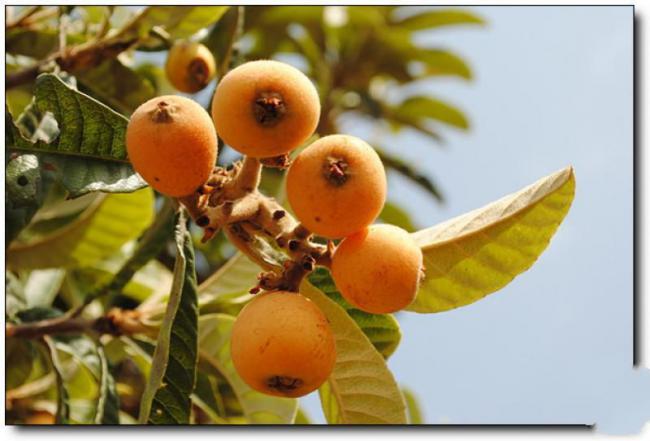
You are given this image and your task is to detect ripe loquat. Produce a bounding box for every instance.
[165,41,216,93]
[126,95,218,197]
[331,224,423,314]
[230,291,336,398]
[286,134,387,238]
[211,60,320,158]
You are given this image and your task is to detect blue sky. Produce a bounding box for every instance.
[297,6,649,433]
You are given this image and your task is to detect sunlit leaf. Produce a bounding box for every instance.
[416,49,472,80]
[198,253,257,316]
[115,6,230,50]
[402,387,423,424]
[8,188,154,270]
[395,9,485,30]
[23,268,66,307]
[409,166,575,313]
[301,282,406,424]
[393,96,469,130]
[198,313,298,424]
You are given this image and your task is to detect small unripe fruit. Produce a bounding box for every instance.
[286,134,387,238]
[231,291,336,398]
[165,41,216,93]
[126,95,218,197]
[211,60,320,158]
[332,224,423,314]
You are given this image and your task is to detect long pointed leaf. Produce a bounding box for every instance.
[409,166,575,313]
[139,210,199,424]
[301,282,406,424]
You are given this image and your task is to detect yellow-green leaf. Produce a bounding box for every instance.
[7,188,154,270]
[198,253,257,315]
[301,282,407,424]
[198,313,298,424]
[409,166,575,313]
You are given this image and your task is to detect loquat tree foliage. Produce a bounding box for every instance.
[5,6,575,425]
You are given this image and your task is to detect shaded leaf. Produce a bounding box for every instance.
[8,188,154,270]
[308,268,402,359]
[95,345,120,424]
[76,58,156,115]
[6,28,84,59]
[6,74,147,197]
[396,9,485,30]
[44,336,71,424]
[301,282,406,424]
[116,6,229,50]
[198,313,298,424]
[198,253,258,316]
[139,210,199,424]
[409,166,575,313]
[203,6,241,76]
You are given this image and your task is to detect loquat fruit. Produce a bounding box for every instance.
[230,291,336,398]
[126,95,218,197]
[286,134,387,238]
[211,60,320,158]
[165,41,216,93]
[331,224,423,314]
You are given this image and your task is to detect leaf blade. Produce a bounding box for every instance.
[409,166,576,313]
[139,210,199,424]
[300,282,407,424]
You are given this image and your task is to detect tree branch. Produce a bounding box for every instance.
[6,308,156,340]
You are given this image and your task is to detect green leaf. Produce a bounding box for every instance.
[198,313,298,424]
[203,6,241,76]
[44,336,71,424]
[300,281,407,424]
[39,154,147,198]
[198,253,258,316]
[402,387,423,424]
[5,152,47,244]
[308,268,401,359]
[393,96,469,130]
[409,166,576,313]
[295,407,312,424]
[416,49,472,80]
[396,9,485,31]
[95,345,120,424]
[6,28,84,59]
[23,268,66,307]
[13,74,130,160]
[8,188,154,270]
[116,6,230,50]
[376,147,444,202]
[6,338,37,389]
[139,210,199,424]
[77,198,176,307]
[76,59,156,115]
[380,201,417,233]
[6,74,147,197]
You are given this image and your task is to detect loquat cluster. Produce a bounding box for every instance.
[125,53,424,398]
